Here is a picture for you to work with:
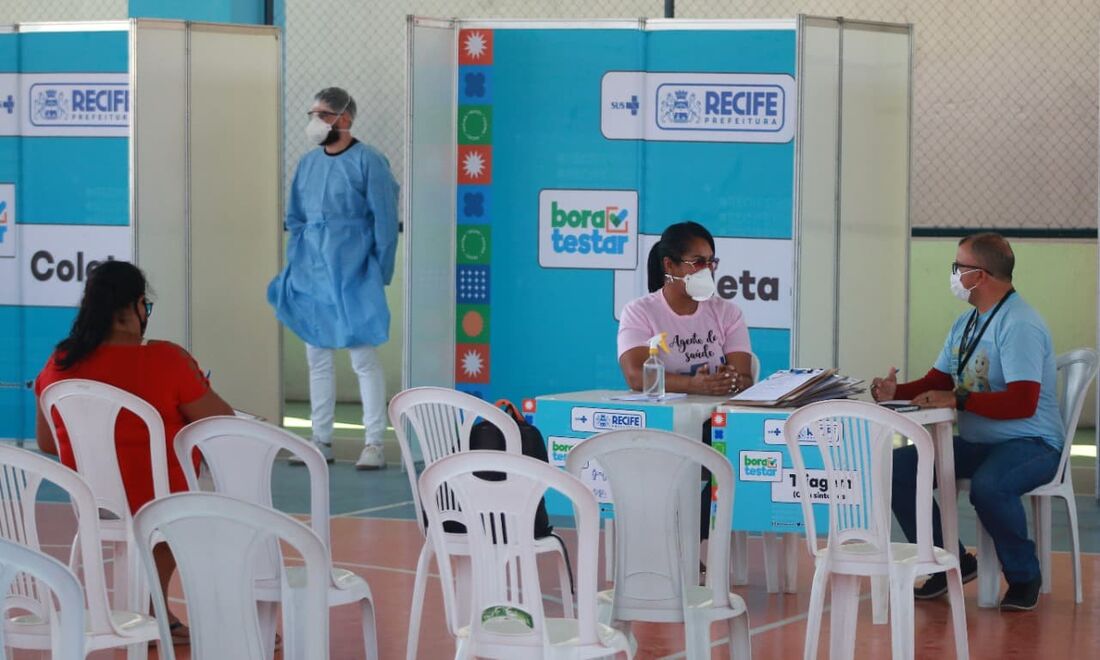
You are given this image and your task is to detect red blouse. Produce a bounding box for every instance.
[35,341,210,513]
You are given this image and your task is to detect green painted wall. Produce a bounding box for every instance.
[908,238,1097,425]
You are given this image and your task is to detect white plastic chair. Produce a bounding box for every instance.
[133,492,330,660]
[0,538,85,660]
[960,347,1099,606]
[419,451,632,659]
[0,445,159,658]
[566,430,751,660]
[785,400,968,660]
[174,415,378,659]
[39,378,171,618]
[389,387,574,660]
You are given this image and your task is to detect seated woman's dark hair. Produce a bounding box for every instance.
[54,260,148,370]
[646,221,716,292]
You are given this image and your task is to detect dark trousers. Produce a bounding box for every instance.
[890,436,1059,584]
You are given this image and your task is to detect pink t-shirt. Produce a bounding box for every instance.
[617,291,752,375]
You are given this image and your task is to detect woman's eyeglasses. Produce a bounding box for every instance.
[679,257,720,272]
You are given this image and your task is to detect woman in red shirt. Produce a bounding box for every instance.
[35,260,233,642]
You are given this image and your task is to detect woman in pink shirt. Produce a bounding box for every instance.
[618,221,754,395]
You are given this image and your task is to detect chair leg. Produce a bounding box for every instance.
[454,555,473,627]
[731,531,749,586]
[604,518,615,583]
[784,533,800,594]
[126,641,150,660]
[361,596,380,660]
[829,573,860,660]
[407,543,433,660]
[804,566,829,660]
[257,600,279,659]
[888,571,916,660]
[763,533,781,593]
[555,550,575,618]
[975,521,1000,608]
[727,612,752,660]
[683,611,712,660]
[870,575,889,625]
[945,567,969,660]
[1063,494,1083,604]
[1034,496,1053,594]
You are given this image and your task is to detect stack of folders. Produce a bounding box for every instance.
[729,368,866,407]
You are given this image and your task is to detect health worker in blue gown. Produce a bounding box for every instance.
[267,87,399,470]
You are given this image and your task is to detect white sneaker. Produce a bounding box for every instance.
[355,444,386,470]
[290,440,334,465]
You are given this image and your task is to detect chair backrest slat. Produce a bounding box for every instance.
[389,387,522,535]
[39,379,170,518]
[133,492,330,660]
[1051,348,1099,485]
[419,452,600,655]
[565,430,736,618]
[0,446,120,635]
[785,401,935,564]
[0,538,86,660]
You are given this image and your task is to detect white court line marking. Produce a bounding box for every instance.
[334,500,415,517]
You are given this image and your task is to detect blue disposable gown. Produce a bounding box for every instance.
[267,142,399,349]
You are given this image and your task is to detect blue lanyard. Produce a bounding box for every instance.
[956,289,1014,383]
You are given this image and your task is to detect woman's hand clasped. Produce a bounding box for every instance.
[690,365,745,396]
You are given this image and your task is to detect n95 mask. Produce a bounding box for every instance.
[305,116,335,145]
[667,269,717,302]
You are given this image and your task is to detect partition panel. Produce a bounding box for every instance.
[404,18,457,389]
[132,20,188,347]
[187,24,282,421]
[836,21,911,383]
[794,16,840,368]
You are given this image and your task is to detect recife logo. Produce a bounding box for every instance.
[538,189,638,270]
[657,83,784,132]
[739,451,782,482]
[601,72,795,144]
[29,82,129,128]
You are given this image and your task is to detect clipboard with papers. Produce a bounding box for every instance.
[730,368,866,407]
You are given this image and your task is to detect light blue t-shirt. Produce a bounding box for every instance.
[933,293,1064,449]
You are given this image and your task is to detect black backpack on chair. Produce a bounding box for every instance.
[467,399,556,539]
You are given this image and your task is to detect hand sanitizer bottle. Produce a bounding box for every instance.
[643,332,669,400]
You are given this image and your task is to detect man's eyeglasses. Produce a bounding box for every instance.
[679,257,720,272]
[307,110,339,119]
[143,301,154,318]
[951,262,987,275]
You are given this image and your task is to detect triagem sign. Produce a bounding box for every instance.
[538,189,638,270]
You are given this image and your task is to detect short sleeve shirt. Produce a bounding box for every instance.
[933,294,1064,448]
[35,341,211,512]
[617,291,752,375]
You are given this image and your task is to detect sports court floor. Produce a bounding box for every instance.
[17,402,1100,658]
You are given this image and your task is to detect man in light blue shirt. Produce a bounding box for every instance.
[872,232,1063,611]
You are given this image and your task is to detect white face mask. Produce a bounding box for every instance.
[305,115,335,145]
[950,270,978,302]
[668,269,717,302]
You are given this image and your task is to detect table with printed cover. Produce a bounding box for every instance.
[531,390,728,518]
